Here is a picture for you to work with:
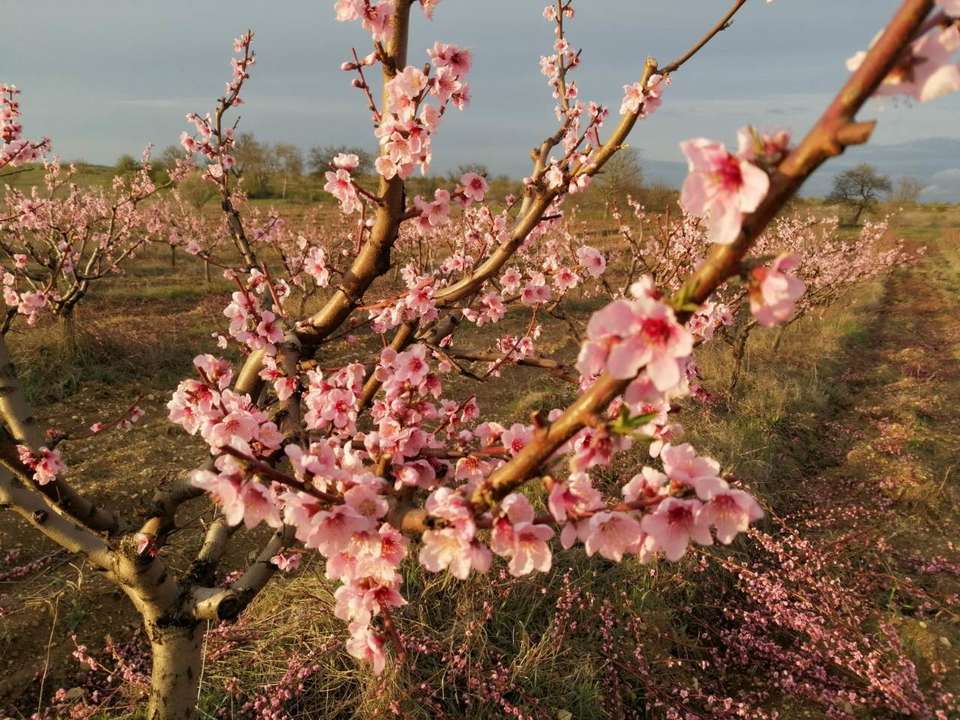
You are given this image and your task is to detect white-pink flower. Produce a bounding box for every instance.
[848,22,960,103]
[749,252,806,327]
[490,494,554,576]
[577,287,693,391]
[576,246,606,277]
[699,490,764,544]
[641,498,712,561]
[583,511,643,562]
[419,528,491,579]
[680,137,770,245]
[659,443,728,500]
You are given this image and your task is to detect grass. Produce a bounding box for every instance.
[1,206,958,717]
[194,217,959,717]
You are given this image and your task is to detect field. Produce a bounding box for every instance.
[0,191,957,719]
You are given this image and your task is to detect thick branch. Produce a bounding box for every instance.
[294,0,414,349]
[0,467,114,568]
[190,524,295,621]
[0,337,119,533]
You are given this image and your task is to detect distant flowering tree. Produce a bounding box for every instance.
[0,153,168,349]
[0,84,50,170]
[1,1,958,718]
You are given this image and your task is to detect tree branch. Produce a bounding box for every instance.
[0,337,119,533]
[469,0,935,510]
[190,524,295,621]
[659,0,749,75]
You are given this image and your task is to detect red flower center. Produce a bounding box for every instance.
[715,154,743,191]
[642,317,672,345]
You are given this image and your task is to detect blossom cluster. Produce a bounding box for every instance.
[335,2,472,182]
[0,156,163,329]
[679,127,780,246]
[848,0,960,103]
[0,84,50,169]
[16,444,67,486]
[179,32,255,183]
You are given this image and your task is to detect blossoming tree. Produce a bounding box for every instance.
[1,1,958,718]
[0,155,168,350]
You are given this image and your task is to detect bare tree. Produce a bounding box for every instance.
[891,176,925,204]
[273,143,304,198]
[596,146,644,206]
[827,163,892,224]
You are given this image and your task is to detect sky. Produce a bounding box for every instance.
[4,0,960,180]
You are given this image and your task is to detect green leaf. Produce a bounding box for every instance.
[610,407,659,435]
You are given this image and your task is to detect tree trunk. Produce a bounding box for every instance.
[146,620,204,720]
[203,259,211,284]
[58,309,79,360]
[852,203,865,225]
[728,322,755,396]
[771,324,788,354]
[170,245,177,269]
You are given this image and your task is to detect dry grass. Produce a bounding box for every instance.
[0,208,958,718]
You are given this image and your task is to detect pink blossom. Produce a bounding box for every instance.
[344,484,389,521]
[500,267,523,293]
[548,472,603,523]
[699,490,764,544]
[459,171,488,203]
[680,137,770,245]
[333,152,360,170]
[271,552,301,572]
[324,168,360,214]
[577,287,693,391]
[334,0,364,22]
[17,446,66,485]
[848,23,960,103]
[429,42,472,76]
[620,73,668,117]
[235,481,282,529]
[520,273,552,305]
[501,423,533,456]
[576,246,606,277]
[660,443,728,500]
[345,622,387,675]
[207,409,258,449]
[621,466,668,503]
[490,494,554,576]
[419,528,491,579]
[749,253,806,327]
[584,511,644,562]
[641,498,712,561]
[393,344,430,385]
[303,505,371,556]
[194,354,233,389]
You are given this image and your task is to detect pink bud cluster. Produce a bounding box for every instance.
[16,444,66,486]
[180,32,255,182]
